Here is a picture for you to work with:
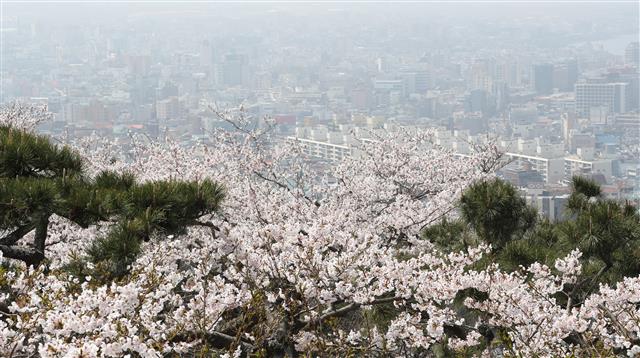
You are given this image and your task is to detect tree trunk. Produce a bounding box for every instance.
[0,244,41,266]
[0,216,49,267]
[33,215,49,263]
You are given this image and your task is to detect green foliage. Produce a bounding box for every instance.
[94,170,136,191]
[0,125,83,179]
[1,125,225,279]
[499,219,561,271]
[557,177,640,287]
[571,175,602,198]
[0,177,58,227]
[459,178,538,250]
[422,218,473,252]
[87,179,225,278]
[88,221,144,278]
[426,176,640,310]
[120,179,224,237]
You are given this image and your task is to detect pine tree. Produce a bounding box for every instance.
[0,124,224,275]
[458,178,538,251]
[427,176,640,304]
[558,176,640,289]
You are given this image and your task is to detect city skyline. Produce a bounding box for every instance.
[1,1,639,220]
[2,2,640,356]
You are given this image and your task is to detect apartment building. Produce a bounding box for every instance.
[286,137,353,162]
[575,81,628,117]
[505,153,565,184]
[564,156,614,182]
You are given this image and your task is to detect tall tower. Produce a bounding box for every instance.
[532,63,554,95]
[625,42,640,68]
[221,54,247,87]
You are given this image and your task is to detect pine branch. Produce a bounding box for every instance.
[0,244,42,266]
[0,224,35,246]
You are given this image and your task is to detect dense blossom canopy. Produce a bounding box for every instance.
[0,104,638,357]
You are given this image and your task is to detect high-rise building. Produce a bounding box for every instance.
[349,87,371,110]
[66,103,89,124]
[220,54,248,87]
[199,40,214,69]
[494,61,519,87]
[495,81,510,112]
[417,94,439,118]
[565,156,614,182]
[553,65,569,92]
[575,80,628,117]
[562,112,576,143]
[156,82,179,101]
[471,59,494,92]
[566,59,579,89]
[568,132,596,153]
[125,55,151,76]
[253,71,272,90]
[504,153,565,184]
[605,70,640,111]
[625,42,640,67]
[453,111,487,135]
[156,97,181,120]
[551,59,578,92]
[509,104,537,125]
[87,100,106,122]
[376,57,390,73]
[532,63,554,94]
[465,89,488,114]
[416,71,431,92]
[524,192,569,223]
[373,79,405,100]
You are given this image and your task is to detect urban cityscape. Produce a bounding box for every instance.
[2,2,639,223]
[3,3,640,356]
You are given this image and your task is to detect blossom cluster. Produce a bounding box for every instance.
[0,107,638,357]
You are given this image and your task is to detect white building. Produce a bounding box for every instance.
[287,137,353,162]
[537,142,565,158]
[505,153,565,184]
[564,156,614,182]
[575,81,628,117]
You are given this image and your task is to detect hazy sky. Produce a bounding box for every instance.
[3,2,639,26]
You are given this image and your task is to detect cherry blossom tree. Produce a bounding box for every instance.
[0,106,224,275]
[0,103,638,357]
